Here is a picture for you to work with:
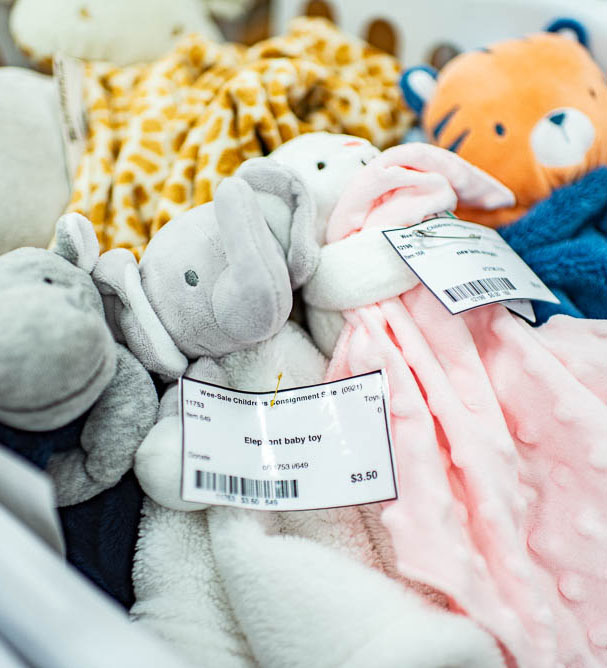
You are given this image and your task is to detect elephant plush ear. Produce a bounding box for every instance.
[235,157,320,289]
[53,213,99,274]
[93,249,188,379]
[211,175,293,347]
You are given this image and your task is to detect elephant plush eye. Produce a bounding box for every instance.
[184,270,199,287]
[43,277,54,284]
[316,161,326,170]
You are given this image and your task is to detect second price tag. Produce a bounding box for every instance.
[383,217,559,316]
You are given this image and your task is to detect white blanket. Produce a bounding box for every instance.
[130,323,503,667]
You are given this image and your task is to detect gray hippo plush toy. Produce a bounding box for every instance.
[0,212,158,607]
[94,134,503,667]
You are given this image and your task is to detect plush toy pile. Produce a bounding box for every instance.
[67,17,410,258]
[2,9,607,668]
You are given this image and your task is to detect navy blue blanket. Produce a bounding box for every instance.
[0,419,142,609]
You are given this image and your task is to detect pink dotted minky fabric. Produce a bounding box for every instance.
[325,144,607,667]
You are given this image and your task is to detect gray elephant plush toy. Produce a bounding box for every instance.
[0,212,158,607]
[92,154,323,507]
[93,155,320,381]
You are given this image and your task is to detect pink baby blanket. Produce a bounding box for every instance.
[323,144,607,667]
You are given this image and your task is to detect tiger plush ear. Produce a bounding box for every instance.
[400,65,438,117]
[545,18,589,48]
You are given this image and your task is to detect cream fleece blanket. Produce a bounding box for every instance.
[130,323,504,668]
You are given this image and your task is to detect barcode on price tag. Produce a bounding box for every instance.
[383,217,559,317]
[444,277,516,303]
[195,471,299,500]
[180,371,397,511]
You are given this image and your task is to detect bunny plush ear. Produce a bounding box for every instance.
[376,143,516,210]
[93,248,188,379]
[234,157,320,289]
[326,143,516,242]
[53,213,99,274]
[400,65,439,117]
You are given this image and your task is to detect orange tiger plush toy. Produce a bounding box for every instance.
[401,20,607,227]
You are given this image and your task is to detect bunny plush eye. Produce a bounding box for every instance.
[184,270,199,286]
[316,161,326,170]
[43,277,54,284]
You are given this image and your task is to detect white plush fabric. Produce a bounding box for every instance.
[303,228,420,356]
[9,0,240,66]
[131,322,504,667]
[133,499,505,668]
[0,67,69,254]
[270,133,381,244]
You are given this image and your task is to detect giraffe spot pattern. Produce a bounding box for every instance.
[65,18,411,256]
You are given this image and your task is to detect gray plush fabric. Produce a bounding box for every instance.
[0,213,159,506]
[0,4,28,66]
[0,67,69,254]
[48,344,158,505]
[234,158,319,289]
[0,248,115,430]
[94,162,317,379]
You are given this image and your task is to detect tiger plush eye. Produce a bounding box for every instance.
[590,88,597,98]
[495,123,506,136]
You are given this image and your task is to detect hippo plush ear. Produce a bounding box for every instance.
[400,66,439,117]
[234,157,320,289]
[53,213,99,274]
[545,18,589,47]
[93,249,188,379]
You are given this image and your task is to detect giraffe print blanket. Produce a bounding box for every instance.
[67,17,411,258]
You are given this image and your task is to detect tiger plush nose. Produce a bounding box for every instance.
[531,107,595,167]
[549,111,566,126]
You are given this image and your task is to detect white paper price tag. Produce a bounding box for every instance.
[180,371,397,511]
[53,53,88,184]
[383,217,559,316]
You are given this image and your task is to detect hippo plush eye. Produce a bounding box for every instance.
[316,161,326,170]
[494,123,506,136]
[43,277,54,284]
[184,270,199,287]
[590,88,597,98]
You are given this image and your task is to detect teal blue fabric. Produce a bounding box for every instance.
[498,168,607,324]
